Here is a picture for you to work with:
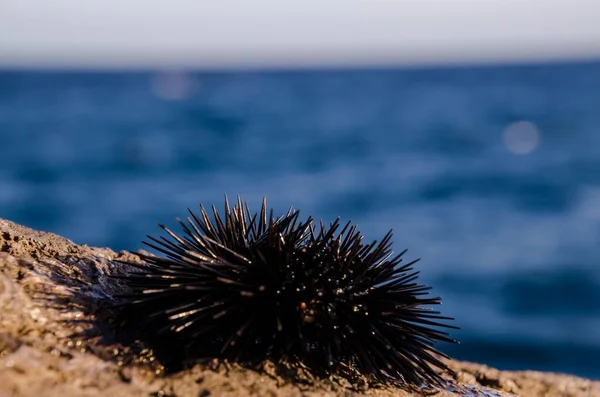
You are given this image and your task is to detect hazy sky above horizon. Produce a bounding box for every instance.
[1,0,599,68]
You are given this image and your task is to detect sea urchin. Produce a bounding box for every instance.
[110,197,458,387]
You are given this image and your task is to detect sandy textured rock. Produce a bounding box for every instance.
[0,218,598,397]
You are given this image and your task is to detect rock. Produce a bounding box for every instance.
[0,218,598,397]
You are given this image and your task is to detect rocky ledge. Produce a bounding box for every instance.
[0,218,598,397]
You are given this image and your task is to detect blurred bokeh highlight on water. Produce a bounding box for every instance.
[1,62,599,379]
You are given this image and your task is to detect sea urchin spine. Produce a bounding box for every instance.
[110,197,458,387]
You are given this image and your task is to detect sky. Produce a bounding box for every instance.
[1,0,599,69]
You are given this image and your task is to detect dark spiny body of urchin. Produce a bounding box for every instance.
[109,197,458,387]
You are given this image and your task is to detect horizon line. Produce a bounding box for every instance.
[1,54,599,73]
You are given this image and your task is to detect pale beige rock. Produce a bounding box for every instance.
[0,219,598,397]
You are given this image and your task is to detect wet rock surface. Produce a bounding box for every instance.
[0,218,598,397]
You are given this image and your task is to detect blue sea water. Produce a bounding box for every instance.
[1,62,599,379]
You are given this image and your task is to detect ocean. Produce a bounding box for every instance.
[1,62,599,379]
